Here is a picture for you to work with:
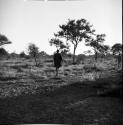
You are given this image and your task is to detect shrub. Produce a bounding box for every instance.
[83,65,101,73]
[0,48,8,57]
[76,54,85,64]
[19,51,26,58]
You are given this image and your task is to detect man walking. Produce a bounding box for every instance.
[53,50,63,76]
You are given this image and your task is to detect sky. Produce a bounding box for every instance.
[0,0,122,55]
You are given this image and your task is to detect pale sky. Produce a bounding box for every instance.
[0,0,122,54]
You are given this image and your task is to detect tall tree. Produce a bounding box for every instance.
[55,19,95,64]
[85,34,106,62]
[28,43,39,66]
[0,34,11,46]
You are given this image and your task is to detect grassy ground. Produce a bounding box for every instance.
[0,57,122,124]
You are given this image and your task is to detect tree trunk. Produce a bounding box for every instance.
[73,46,77,64]
[95,51,97,62]
[94,50,97,67]
[117,54,121,68]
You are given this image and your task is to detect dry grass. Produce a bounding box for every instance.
[0,57,122,124]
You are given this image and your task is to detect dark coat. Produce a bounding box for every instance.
[53,53,62,68]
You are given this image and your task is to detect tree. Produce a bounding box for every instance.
[28,43,39,66]
[111,43,122,67]
[0,34,11,46]
[111,43,122,55]
[49,38,69,55]
[55,18,95,64]
[85,34,106,63]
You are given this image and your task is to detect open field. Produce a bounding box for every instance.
[0,57,122,124]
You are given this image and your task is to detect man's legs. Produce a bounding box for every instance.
[56,67,59,76]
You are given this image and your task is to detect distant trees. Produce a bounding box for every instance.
[54,19,95,64]
[28,43,39,66]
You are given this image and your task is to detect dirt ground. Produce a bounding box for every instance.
[0,57,122,124]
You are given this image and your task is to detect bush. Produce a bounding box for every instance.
[83,65,102,72]
[0,48,8,57]
[45,59,53,63]
[25,55,30,59]
[76,54,85,64]
[19,51,26,58]
[10,52,19,58]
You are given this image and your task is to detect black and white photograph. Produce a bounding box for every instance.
[0,0,122,124]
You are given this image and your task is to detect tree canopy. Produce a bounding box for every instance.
[0,34,11,46]
[49,38,69,54]
[28,43,39,57]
